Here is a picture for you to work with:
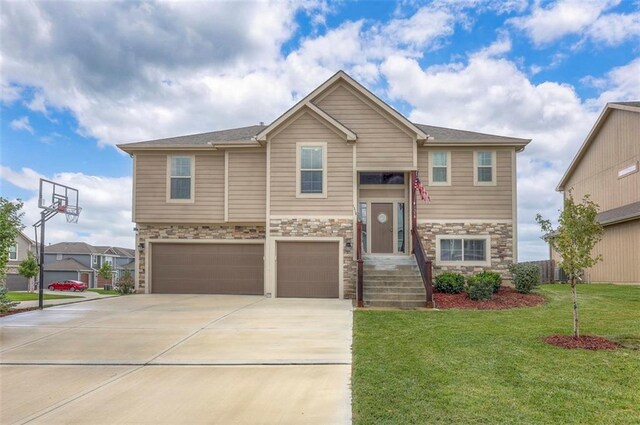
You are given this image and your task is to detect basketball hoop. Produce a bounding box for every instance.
[62,205,82,223]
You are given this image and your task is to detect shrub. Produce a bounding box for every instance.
[474,271,502,293]
[115,270,135,295]
[509,263,540,294]
[434,272,465,294]
[0,284,18,313]
[465,276,494,301]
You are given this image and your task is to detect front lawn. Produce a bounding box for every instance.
[353,284,640,424]
[7,292,83,302]
[87,288,120,295]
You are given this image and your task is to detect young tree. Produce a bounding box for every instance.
[18,252,39,292]
[97,261,113,284]
[536,192,603,338]
[0,198,25,284]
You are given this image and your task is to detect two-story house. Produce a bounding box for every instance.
[43,242,135,288]
[118,71,530,306]
[5,231,36,291]
[555,102,639,284]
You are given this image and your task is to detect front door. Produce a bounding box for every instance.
[371,203,394,253]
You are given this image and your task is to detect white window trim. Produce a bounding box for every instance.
[8,244,17,260]
[618,161,638,179]
[296,142,328,198]
[435,234,491,267]
[428,151,451,186]
[166,155,196,203]
[56,253,63,260]
[474,151,497,186]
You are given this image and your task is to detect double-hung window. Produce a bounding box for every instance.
[436,235,490,266]
[474,151,496,185]
[297,143,326,197]
[168,156,194,201]
[8,245,17,260]
[429,151,450,185]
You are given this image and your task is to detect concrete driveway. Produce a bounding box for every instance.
[0,295,352,424]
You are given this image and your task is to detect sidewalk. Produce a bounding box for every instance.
[16,290,118,308]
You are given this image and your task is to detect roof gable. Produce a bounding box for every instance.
[557,102,640,191]
[255,70,428,143]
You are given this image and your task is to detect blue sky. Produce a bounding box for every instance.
[1,0,639,257]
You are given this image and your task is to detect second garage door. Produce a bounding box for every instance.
[276,241,339,298]
[151,243,264,294]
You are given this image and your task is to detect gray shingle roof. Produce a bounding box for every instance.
[414,123,529,143]
[118,122,528,149]
[44,258,92,271]
[597,201,640,226]
[610,101,640,108]
[45,242,99,254]
[45,242,134,257]
[118,125,267,149]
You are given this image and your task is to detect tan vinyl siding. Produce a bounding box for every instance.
[417,147,514,220]
[359,187,406,199]
[270,111,353,215]
[584,219,640,284]
[565,109,640,211]
[135,152,224,223]
[228,149,266,221]
[316,83,414,169]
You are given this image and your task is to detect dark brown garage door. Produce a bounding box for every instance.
[151,243,263,294]
[277,241,339,298]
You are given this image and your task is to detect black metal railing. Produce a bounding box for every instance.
[412,227,434,308]
[356,220,364,307]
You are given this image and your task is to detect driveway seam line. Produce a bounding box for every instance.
[17,365,145,425]
[143,297,268,365]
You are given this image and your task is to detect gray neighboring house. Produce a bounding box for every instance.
[43,242,135,288]
[5,231,36,291]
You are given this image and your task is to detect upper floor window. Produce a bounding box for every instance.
[56,253,63,260]
[618,162,638,179]
[8,244,17,260]
[297,143,327,197]
[359,172,405,185]
[429,151,450,186]
[168,156,194,201]
[474,151,496,186]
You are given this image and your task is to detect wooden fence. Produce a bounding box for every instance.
[518,260,559,283]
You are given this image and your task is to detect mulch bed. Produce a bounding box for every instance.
[434,287,546,310]
[0,307,40,317]
[543,334,618,350]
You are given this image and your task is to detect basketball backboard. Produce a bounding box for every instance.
[38,178,80,218]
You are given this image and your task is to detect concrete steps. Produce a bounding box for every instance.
[363,255,427,309]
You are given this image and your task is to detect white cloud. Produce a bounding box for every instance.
[588,58,640,106]
[510,0,640,47]
[1,166,133,248]
[9,116,34,134]
[380,40,640,260]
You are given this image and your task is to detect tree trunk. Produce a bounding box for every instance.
[571,276,579,338]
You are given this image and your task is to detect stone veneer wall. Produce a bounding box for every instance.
[269,218,356,299]
[417,222,513,281]
[136,224,266,292]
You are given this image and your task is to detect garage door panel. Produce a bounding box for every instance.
[151,243,264,294]
[277,242,339,298]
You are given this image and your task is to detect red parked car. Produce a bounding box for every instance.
[48,280,88,292]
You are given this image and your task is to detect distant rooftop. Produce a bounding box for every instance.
[45,242,134,257]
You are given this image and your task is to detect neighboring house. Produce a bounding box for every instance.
[554,101,640,284]
[43,242,135,288]
[118,71,530,305]
[5,231,36,291]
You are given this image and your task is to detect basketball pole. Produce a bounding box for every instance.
[38,210,46,309]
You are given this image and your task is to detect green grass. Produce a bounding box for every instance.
[87,288,120,295]
[7,292,83,301]
[353,284,640,424]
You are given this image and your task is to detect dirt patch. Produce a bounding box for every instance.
[0,307,40,317]
[544,335,618,350]
[434,287,546,310]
